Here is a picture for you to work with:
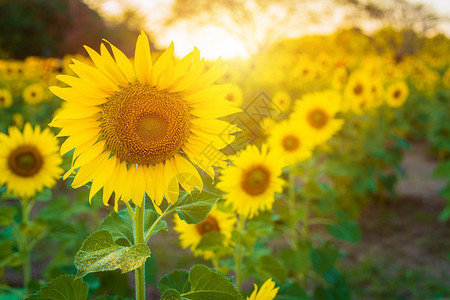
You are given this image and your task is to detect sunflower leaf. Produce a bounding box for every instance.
[74,230,150,277]
[172,190,220,224]
[25,274,88,300]
[158,269,191,294]
[181,264,242,299]
[99,209,168,246]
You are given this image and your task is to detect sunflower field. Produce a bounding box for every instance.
[0,0,449,299]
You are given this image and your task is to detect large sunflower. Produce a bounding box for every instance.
[50,31,240,212]
[291,90,344,146]
[268,119,314,167]
[216,144,284,219]
[173,206,236,260]
[0,123,63,199]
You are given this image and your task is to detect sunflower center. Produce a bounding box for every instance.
[282,135,300,151]
[196,215,220,235]
[101,83,191,165]
[241,165,271,196]
[353,84,363,95]
[8,146,43,177]
[307,109,328,129]
[393,89,401,99]
[0,96,4,103]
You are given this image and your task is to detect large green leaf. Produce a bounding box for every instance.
[311,243,339,275]
[74,230,150,277]
[326,221,361,243]
[183,265,242,299]
[26,274,88,300]
[172,190,220,224]
[0,206,16,227]
[258,255,287,284]
[99,209,168,246]
[158,269,190,294]
[158,265,242,300]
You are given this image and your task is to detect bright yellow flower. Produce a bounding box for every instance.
[173,206,236,260]
[217,144,284,219]
[268,119,314,166]
[0,123,63,199]
[272,91,291,112]
[247,278,279,300]
[23,83,45,105]
[0,89,13,108]
[50,31,240,212]
[385,81,409,108]
[291,90,344,146]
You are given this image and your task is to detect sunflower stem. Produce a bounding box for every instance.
[288,171,298,249]
[125,201,135,218]
[234,215,246,291]
[21,198,33,297]
[134,201,145,300]
[144,205,172,243]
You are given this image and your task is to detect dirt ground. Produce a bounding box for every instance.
[339,141,450,299]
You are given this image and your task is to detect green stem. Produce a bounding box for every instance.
[288,172,297,249]
[234,215,246,291]
[144,205,172,243]
[134,202,145,300]
[21,198,33,297]
[125,201,135,218]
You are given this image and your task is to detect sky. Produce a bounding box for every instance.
[94,0,450,60]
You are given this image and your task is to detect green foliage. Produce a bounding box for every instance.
[172,190,220,224]
[74,230,151,277]
[26,274,88,300]
[158,265,243,300]
[99,209,168,246]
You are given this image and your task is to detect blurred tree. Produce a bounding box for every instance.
[0,0,71,59]
[164,0,336,55]
[339,0,443,62]
[0,0,143,59]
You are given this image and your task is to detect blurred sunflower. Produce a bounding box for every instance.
[441,68,450,88]
[0,88,13,108]
[272,91,291,112]
[0,123,63,199]
[344,73,371,114]
[50,31,240,212]
[247,278,279,300]
[331,66,348,90]
[268,119,314,166]
[173,206,236,260]
[217,144,284,219]
[385,81,409,108]
[291,90,344,145]
[226,84,244,107]
[12,113,24,129]
[23,83,45,105]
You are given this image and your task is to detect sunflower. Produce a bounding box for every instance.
[0,88,13,108]
[0,123,63,199]
[49,31,240,212]
[344,73,371,114]
[271,91,291,112]
[385,81,409,108]
[12,113,24,129]
[268,119,314,167]
[291,90,344,146]
[216,144,284,219]
[247,278,279,300]
[173,206,236,260]
[226,84,244,107]
[23,83,45,105]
